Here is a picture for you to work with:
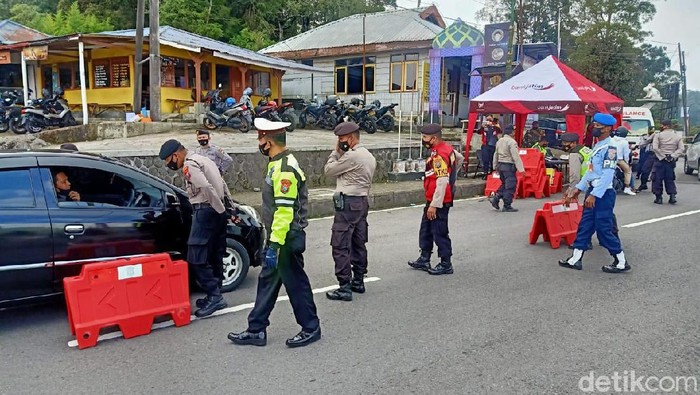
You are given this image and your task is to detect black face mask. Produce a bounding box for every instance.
[198,139,209,146]
[339,141,350,152]
[57,189,70,198]
[422,139,433,149]
[591,128,603,137]
[259,142,271,156]
[167,157,179,171]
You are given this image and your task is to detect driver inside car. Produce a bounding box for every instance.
[54,171,81,202]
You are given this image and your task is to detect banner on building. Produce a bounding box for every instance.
[484,22,510,67]
[482,73,504,92]
[422,62,430,101]
[0,51,11,64]
[22,46,48,61]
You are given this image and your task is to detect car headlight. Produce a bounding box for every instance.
[238,204,261,224]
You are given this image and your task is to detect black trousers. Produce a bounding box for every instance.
[248,230,320,333]
[187,207,226,297]
[482,145,496,173]
[331,196,369,284]
[652,159,677,195]
[496,163,517,206]
[418,204,452,259]
[639,154,655,186]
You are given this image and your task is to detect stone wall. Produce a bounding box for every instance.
[115,146,435,192]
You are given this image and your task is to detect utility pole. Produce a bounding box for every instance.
[557,5,562,58]
[148,0,161,121]
[362,12,367,105]
[679,42,689,136]
[133,0,145,112]
[504,0,517,80]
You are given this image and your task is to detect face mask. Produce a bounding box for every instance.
[258,142,271,156]
[198,139,209,146]
[339,141,350,152]
[591,128,603,137]
[167,155,179,171]
[422,139,433,149]
[57,189,69,198]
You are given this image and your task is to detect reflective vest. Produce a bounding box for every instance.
[571,145,593,178]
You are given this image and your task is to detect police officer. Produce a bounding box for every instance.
[635,127,656,192]
[159,139,229,317]
[651,119,685,204]
[612,126,636,195]
[228,117,321,348]
[558,113,631,274]
[560,133,592,187]
[324,122,377,302]
[479,115,499,176]
[194,129,234,174]
[489,125,525,212]
[407,124,461,275]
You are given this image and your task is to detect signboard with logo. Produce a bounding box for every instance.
[22,46,48,61]
[0,51,11,64]
[482,73,504,92]
[422,62,430,101]
[484,22,510,67]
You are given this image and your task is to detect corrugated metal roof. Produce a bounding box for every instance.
[260,8,444,54]
[0,20,49,44]
[98,26,325,73]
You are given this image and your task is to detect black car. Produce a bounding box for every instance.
[537,117,567,148]
[0,150,265,308]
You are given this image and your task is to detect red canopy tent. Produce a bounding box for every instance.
[466,55,624,152]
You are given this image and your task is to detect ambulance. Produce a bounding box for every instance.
[621,107,655,167]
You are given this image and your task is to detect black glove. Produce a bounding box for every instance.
[665,154,675,163]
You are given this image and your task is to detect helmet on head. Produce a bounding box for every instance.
[350,98,360,106]
[372,100,381,108]
[243,87,253,96]
[225,97,235,106]
[262,88,272,97]
[615,126,629,137]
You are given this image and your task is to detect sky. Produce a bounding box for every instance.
[395,0,699,91]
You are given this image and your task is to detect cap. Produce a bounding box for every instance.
[421,123,442,136]
[159,139,182,160]
[503,125,514,134]
[196,129,210,136]
[254,118,289,138]
[615,126,629,137]
[560,133,579,143]
[661,119,672,127]
[334,122,360,136]
[592,113,617,127]
[59,143,78,151]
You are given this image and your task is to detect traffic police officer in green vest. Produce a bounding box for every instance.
[560,132,592,187]
[228,117,321,348]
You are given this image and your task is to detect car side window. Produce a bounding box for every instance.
[0,169,35,208]
[49,166,165,209]
[693,134,700,144]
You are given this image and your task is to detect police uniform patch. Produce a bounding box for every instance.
[433,156,449,177]
[603,147,617,169]
[280,179,292,194]
[183,165,191,181]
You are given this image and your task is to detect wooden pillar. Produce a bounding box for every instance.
[275,70,284,104]
[193,57,202,103]
[237,65,247,92]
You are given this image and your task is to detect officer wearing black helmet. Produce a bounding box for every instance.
[159,139,232,317]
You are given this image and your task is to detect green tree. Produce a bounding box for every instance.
[160,0,230,40]
[10,1,112,35]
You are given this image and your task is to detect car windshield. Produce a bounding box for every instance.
[622,119,652,135]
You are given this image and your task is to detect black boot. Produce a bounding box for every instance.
[636,184,647,192]
[502,205,518,212]
[228,330,267,346]
[194,295,227,318]
[668,194,677,204]
[427,258,453,275]
[558,250,583,270]
[351,275,365,294]
[326,283,352,301]
[408,251,431,271]
[654,194,663,204]
[489,194,501,210]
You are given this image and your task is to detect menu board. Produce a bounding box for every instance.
[111,58,130,87]
[161,57,182,88]
[93,60,110,88]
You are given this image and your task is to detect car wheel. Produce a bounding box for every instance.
[684,158,694,175]
[221,238,250,293]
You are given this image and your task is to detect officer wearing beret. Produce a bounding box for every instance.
[408,123,463,275]
[324,122,377,301]
[229,117,321,348]
[651,119,685,204]
[559,113,631,273]
[159,139,230,317]
[194,129,234,175]
[490,124,525,212]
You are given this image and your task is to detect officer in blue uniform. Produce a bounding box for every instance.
[558,113,631,274]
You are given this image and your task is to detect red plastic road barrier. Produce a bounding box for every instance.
[483,172,521,199]
[64,253,191,349]
[529,200,583,249]
[517,149,549,199]
[548,171,563,195]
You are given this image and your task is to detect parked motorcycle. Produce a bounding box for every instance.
[276,102,297,132]
[256,88,295,132]
[298,97,335,130]
[338,98,377,134]
[0,90,21,133]
[202,85,250,132]
[372,100,398,132]
[19,88,76,134]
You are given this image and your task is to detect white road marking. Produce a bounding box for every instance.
[622,209,700,228]
[67,277,382,348]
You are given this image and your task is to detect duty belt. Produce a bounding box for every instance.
[192,203,212,210]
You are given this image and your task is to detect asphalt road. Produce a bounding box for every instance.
[2,170,700,395]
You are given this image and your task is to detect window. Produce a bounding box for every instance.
[57,63,89,90]
[247,71,271,96]
[300,59,313,66]
[334,57,375,95]
[93,57,130,88]
[390,53,419,92]
[0,169,35,208]
[188,62,212,91]
[0,64,23,87]
[161,57,189,88]
[51,167,165,209]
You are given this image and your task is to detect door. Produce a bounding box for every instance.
[37,156,186,284]
[0,160,55,303]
